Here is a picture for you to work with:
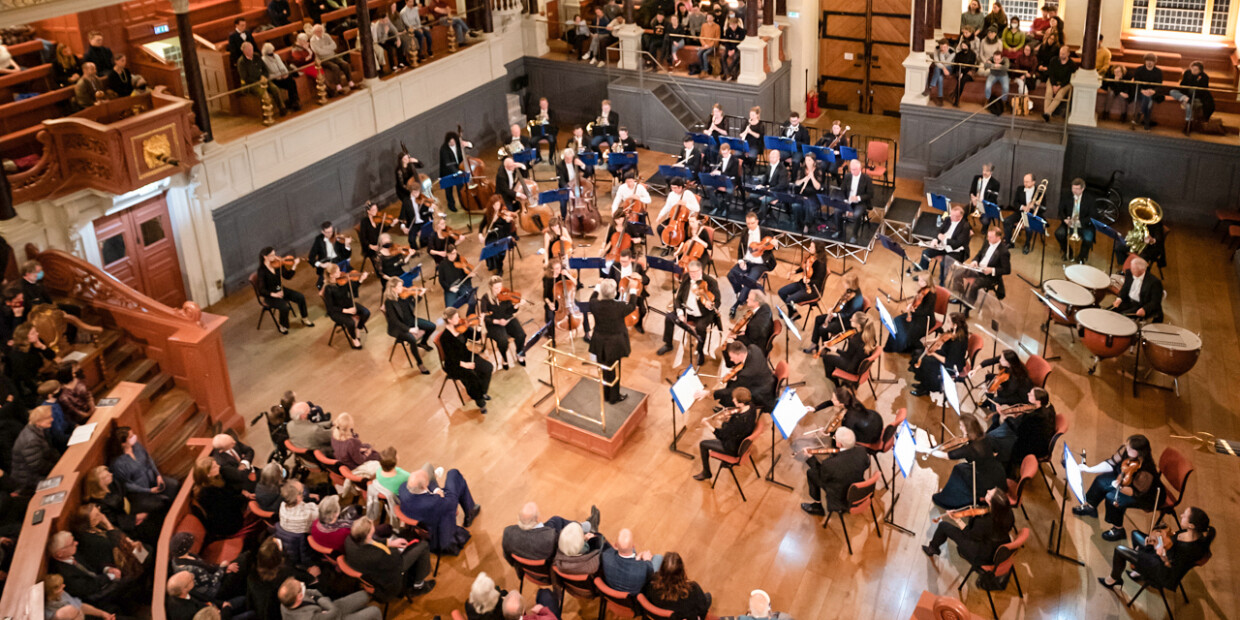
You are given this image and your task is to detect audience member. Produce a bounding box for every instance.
[291,33,345,96]
[466,571,506,620]
[330,413,380,471]
[960,0,984,35]
[1100,64,1131,121]
[309,24,355,92]
[191,457,255,542]
[211,433,258,494]
[1095,34,1111,77]
[47,531,141,613]
[552,521,605,575]
[0,44,20,74]
[52,44,83,87]
[641,551,711,619]
[104,54,146,97]
[267,0,291,27]
[279,577,381,620]
[500,590,560,620]
[39,381,75,451]
[309,494,359,553]
[600,528,661,594]
[81,464,161,543]
[43,573,113,620]
[372,447,409,498]
[398,0,433,60]
[169,531,248,609]
[1169,61,1213,131]
[166,571,207,620]
[287,402,332,453]
[254,462,286,513]
[109,425,178,512]
[227,17,256,61]
[68,504,147,581]
[259,43,301,113]
[277,480,318,565]
[55,363,94,422]
[502,501,599,563]
[7,324,56,407]
[1131,53,1163,131]
[73,63,105,109]
[237,42,287,116]
[721,589,794,620]
[11,406,61,493]
[247,538,318,620]
[398,468,480,554]
[370,14,406,73]
[82,32,114,77]
[1042,44,1077,121]
[982,1,1007,34]
[343,516,435,601]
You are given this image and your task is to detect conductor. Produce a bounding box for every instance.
[589,279,634,404]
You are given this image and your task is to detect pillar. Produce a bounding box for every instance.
[1068,0,1102,126]
[171,0,212,142]
[623,0,634,23]
[737,36,767,85]
[763,0,774,25]
[902,0,929,106]
[1079,0,1102,71]
[759,24,782,71]
[746,0,758,36]
[615,23,643,70]
[483,0,494,33]
[911,0,925,53]
[356,0,377,80]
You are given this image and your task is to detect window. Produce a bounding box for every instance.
[1004,0,1040,30]
[1126,0,1236,37]
[100,234,127,266]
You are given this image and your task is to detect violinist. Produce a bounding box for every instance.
[910,311,969,397]
[542,217,573,265]
[927,417,1007,510]
[494,156,530,212]
[778,241,826,321]
[655,178,700,249]
[672,134,703,174]
[804,273,865,353]
[790,153,823,234]
[692,386,757,482]
[479,197,517,272]
[921,485,1014,566]
[383,279,433,375]
[479,275,527,370]
[754,149,790,223]
[604,249,649,333]
[439,307,494,414]
[308,221,353,289]
[320,263,370,349]
[394,151,424,239]
[428,217,459,264]
[587,279,634,404]
[257,247,314,334]
[436,244,476,310]
[1099,507,1214,594]
[726,212,776,319]
[993,387,1055,478]
[1074,434,1163,541]
[360,202,384,277]
[911,204,972,284]
[610,174,651,229]
[883,273,936,354]
[799,426,870,517]
[376,233,416,284]
[695,341,775,412]
[817,312,876,384]
[805,385,883,446]
[972,349,1033,409]
[656,260,719,368]
[705,142,742,217]
[727,290,773,352]
[438,131,473,213]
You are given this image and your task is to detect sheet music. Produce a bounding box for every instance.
[772,387,808,439]
[893,421,917,478]
[671,367,705,413]
[874,297,899,339]
[940,365,961,415]
[1064,442,1085,504]
[776,306,802,341]
[67,423,97,447]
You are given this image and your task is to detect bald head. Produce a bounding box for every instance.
[290,401,310,420]
[211,434,235,451]
[748,589,772,616]
[501,591,524,620]
[615,528,634,554]
[849,159,862,174]
[407,468,430,493]
[518,502,539,529]
[168,571,195,598]
[1130,257,1148,276]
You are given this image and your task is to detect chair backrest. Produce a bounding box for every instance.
[552,565,593,585]
[336,554,363,579]
[511,552,551,572]
[989,527,1030,578]
[965,333,985,372]
[636,594,675,618]
[846,471,882,514]
[1158,447,1193,507]
[248,499,275,519]
[594,576,635,606]
[933,286,951,318]
[1010,454,1038,505]
[866,140,889,168]
[878,407,907,453]
[315,450,339,467]
[432,329,448,364]
[737,415,769,460]
[1045,412,1069,460]
[451,610,467,620]
[769,318,784,350]
[860,296,872,313]
[855,346,882,382]
[306,532,335,557]
[248,272,266,304]
[773,360,789,388]
[284,439,310,456]
[1025,354,1052,388]
[1121,253,1136,274]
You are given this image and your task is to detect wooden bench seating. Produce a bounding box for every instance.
[0,86,73,136]
[0,63,55,102]
[199,8,271,47]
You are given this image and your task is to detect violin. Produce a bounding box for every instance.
[932,505,990,524]
[333,271,365,286]
[1118,457,1142,487]
[988,369,1010,394]
[370,212,400,228]
[824,406,846,435]
[1149,526,1175,551]
[334,234,351,244]
[388,244,415,256]
[453,312,482,334]
[701,406,742,429]
[995,403,1038,417]
[727,307,754,341]
[677,236,706,270]
[280,255,302,269]
[915,331,953,368]
[453,255,474,272]
[906,286,930,315]
[800,255,815,294]
[399,286,426,299]
[921,436,969,460]
[815,328,856,358]
[748,237,776,258]
[831,289,857,315]
[693,280,716,311]
[802,445,844,456]
[497,288,525,305]
[719,363,742,386]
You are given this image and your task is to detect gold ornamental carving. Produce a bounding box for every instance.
[142,133,174,169]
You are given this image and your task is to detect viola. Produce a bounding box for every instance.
[815,328,856,358]
[727,307,754,341]
[748,236,776,257]
[1118,457,1142,487]
[677,236,706,270]
[439,225,464,243]
[399,287,426,299]
[719,363,742,385]
[932,505,991,524]
[370,212,400,228]
[453,313,482,334]
[605,230,632,262]
[915,331,953,368]
[334,234,351,244]
[333,271,364,286]
[907,286,931,315]
[988,369,1010,394]
[1149,526,1175,551]
[280,255,302,269]
[831,289,857,315]
[693,280,715,310]
[497,288,524,305]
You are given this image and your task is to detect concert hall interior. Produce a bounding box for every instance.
[1,0,1238,618]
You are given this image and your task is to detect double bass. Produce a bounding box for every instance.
[456,123,494,213]
[567,176,601,235]
[516,177,553,234]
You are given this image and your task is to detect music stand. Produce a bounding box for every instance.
[578,152,599,167]
[1092,218,1123,275]
[1018,214,1050,287]
[768,386,807,490]
[876,233,912,302]
[669,366,704,459]
[982,200,1001,226]
[512,149,537,166]
[939,363,961,433]
[926,193,950,213]
[438,171,473,230]
[608,152,638,175]
[764,136,797,158]
[568,256,607,286]
[801,144,832,163]
[480,237,516,289]
[883,420,918,535]
[646,255,683,297]
[657,165,692,180]
[1046,442,1086,566]
[776,306,802,369]
[1031,287,1070,361]
[839,146,858,162]
[524,321,557,407]
[719,136,748,155]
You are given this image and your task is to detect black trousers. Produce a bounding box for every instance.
[331,303,370,340]
[1084,472,1153,528]
[927,522,992,567]
[602,360,622,402]
[1054,225,1095,260]
[663,313,711,359]
[486,320,527,363]
[698,438,725,476]
[449,359,493,403]
[271,76,299,108]
[391,318,435,364]
[821,353,852,381]
[266,290,308,328]
[779,282,816,315]
[811,313,848,345]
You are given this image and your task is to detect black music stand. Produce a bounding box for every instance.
[1046,443,1086,566]
[876,233,912,302]
[697,172,735,217]
[766,386,805,491]
[568,256,606,289]
[667,366,700,459]
[1018,214,1050,288]
[1031,287,1070,362]
[439,171,473,231]
[608,152,638,178]
[480,238,515,289]
[764,136,797,160]
[525,321,556,407]
[1092,218,1123,275]
[882,420,917,536]
[775,306,802,370]
[539,188,570,231]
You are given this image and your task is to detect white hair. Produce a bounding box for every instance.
[558,522,586,557]
[469,572,501,613]
[835,426,856,450]
[597,279,617,300]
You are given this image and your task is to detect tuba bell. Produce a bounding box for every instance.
[1125,197,1162,255]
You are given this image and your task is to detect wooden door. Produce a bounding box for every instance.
[819,0,910,114]
[93,196,188,308]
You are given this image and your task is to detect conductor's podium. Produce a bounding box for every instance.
[545,378,649,459]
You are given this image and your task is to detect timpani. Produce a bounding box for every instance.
[1043,280,1094,326]
[1064,264,1111,304]
[1076,308,1137,375]
[1138,324,1202,395]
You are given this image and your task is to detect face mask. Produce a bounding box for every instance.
[36,272,44,281]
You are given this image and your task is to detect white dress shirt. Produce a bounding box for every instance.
[849,174,861,200]
[1128,274,1144,303]
[943,220,961,251]
[980,241,1000,268]
[685,279,702,316]
[657,190,701,222]
[611,182,651,211]
[743,227,764,263]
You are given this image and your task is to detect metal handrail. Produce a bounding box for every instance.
[601,42,704,121]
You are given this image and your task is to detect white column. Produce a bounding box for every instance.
[521,13,550,57]
[758,24,782,72]
[167,166,227,305]
[737,36,766,85]
[779,0,818,115]
[902,52,931,105]
[614,23,643,70]
[1067,70,1101,127]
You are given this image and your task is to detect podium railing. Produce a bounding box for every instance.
[542,342,618,428]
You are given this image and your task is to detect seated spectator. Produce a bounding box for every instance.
[1131,53,1164,131]
[500,589,560,620]
[73,62,106,109]
[1101,64,1131,121]
[279,391,329,423]
[1042,44,1076,121]
[1095,34,1111,77]
[371,14,406,74]
[0,44,20,74]
[397,0,433,60]
[330,412,380,471]
[236,42,287,116]
[291,33,344,96]
[47,531,141,614]
[211,433,258,494]
[82,32,114,77]
[69,504,148,581]
[81,465,160,543]
[109,425,178,511]
[7,324,56,407]
[1030,4,1060,41]
[55,363,94,423]
[166,571,207,620]
[287,401,332,453]
[254,462,285,513]
[43,573,113,620]
[978,27,1002,66]
[277,480,317,564]
[1169,61,1213,131]
[11,406,61,493]
[104,54,146,98]
[600,528,661,594]
[925,39,954,105]
[502,501,599,564]
[267,0,291,27]
[191,456,255,543]
[982,1,1007,34]
[309,494,359,553]
[52,44,82,88]
[554,521,605,575]
[247,538,320,620]
[467,571,505,620]
[641,552,711,620]
[398,467,480,555]
[169,531,248,607]
[373,447,409,498]
[259,43,301,113]
[431,0,475,45]
[279,577,382,620]
[343,516,435,601]
[309,24,355,93]
[39,381,75,451]
[720,589,793,620]
[1000,17,1023,58]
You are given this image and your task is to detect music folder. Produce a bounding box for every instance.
[772,387,808,439]
[764,136,797,153]
[479,238,511,262]
[877,233,908,260]
[719,136,748,153]
[1063,442,1086,504]
[874,296,899,339]
[982,200,1002,221]
[646,256,683,275]
[520,320,552,355]
[697,173,734,191]
[568,257,607,271]
[609,152,638,168]
[839,146,858,161]
[926,193,950,212]
[399,265,421,287]
[671,366,705,413]
[539,188,569,205]
[578,152,599,167]
[802,144,833,163]
[775,306,802,341]
[691,133,717,147]
[1026,214,1048,236]
[440,171,468,188]
[657,165,692,180]
[512,149,536,165]
[940,364,961,415]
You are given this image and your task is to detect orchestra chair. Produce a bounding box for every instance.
[821,471,883,555]
[764,319,783,358]
[1006,455,1038,525]
[314,450,347,488]
[858,407,905,489]
[958,527,1029,620]
[1036,411,1069,494]
[708,415,768,502]
[509,552,554,594]
[637,593,675,619]
[864,140,891,186]
[306,532,338,559]
[908,590,985,620]
[391,505,442,577]
[832,346,882,401]
[1227,225,1240,252]
[1130,447,1194,531]
[1025,354,1052,389]
[247,499,276,523]
[932,286,951,331]
[433,331,468,408]
[336,555,391,616]
[1212,208,1240,233]
[327,319,368,348]
[339,464,370,491]
[772,360,790,396]
[552,565,599,614]
[389,339,416,367]
[594,576,639,619]
[955,333,987,410]
[284,439,319,478]
[797,283,826,331]
[249,272,287,331]
[1125,550,1212,620]
[703,226,720,277]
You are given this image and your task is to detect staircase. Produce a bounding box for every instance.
[925,125,1067,204]
[651,83,698,131]
[605,53,706,154]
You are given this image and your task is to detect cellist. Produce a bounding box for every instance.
[610,173,650,234]
[675,214,712,268]
[656,260,718,368]
[654,177,700,251]
[541,258,575,347]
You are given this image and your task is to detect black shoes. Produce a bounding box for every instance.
[1102,527,1126,542]
[692,472,711,481]
[1098,577,1122,591]
[464,504,482,527]
[921,544,940,557]
[611,393,628,404]
[800,502,826,516]
[656,345,672,355]
[408,579,436,597]
[1072,504,1098,518]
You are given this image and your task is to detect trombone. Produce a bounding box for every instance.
[1010,178,1047,245]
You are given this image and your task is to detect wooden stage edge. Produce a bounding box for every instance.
[545,380,650,459]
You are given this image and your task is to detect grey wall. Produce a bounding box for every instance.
[214,61,522,294]
[900,103,1240,226]
[924,128,1066,208]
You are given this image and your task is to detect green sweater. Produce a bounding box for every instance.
[375,467,410,497]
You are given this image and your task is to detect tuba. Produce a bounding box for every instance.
[498,135,527,159]
[1125,197,1162,255]
[1010,179,1047,245]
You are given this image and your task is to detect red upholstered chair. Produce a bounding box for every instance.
[764,319,783,358]
[1037,412,1069,494]
[314,449,346,487]
[821,471,883,555]
[551,565,599,613]
[510,552,553,593]
[391,505,441,576]
[795,276,826,331]
[708,415,768,502]
[1006,455,1038,524]
[1213,208,1240,232]
[772,361,789,394]
[1126,550,1212,618]
[284,439,318,477]
[637,594,675,618]
[832,346,882,401]
[959,527,1029,620]
[176,514,245,565]
[336,555,389,615]
[451,611,467,620]
[1025,354,1052,389]
[306,532,337,559]
[932,286,951,331]
[247,499,276,522]
[864,140,890,185]
[433,330,468,406]
[594,576,639,618]
[858,407,905,489]
[956,333,987,409]
[702,226,719,277]
[1137,447,1194,530]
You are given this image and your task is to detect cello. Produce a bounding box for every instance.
[567,176,601,235]
[456,123,494,213]
[661,202,690,247]
[516,177,553,234]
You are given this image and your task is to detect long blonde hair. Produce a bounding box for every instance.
[331,412,357,441]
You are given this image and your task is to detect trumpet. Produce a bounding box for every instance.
[1010,178,1047,245]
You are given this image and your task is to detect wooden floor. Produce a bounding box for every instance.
[206,141,1238,620]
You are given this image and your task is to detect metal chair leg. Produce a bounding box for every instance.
[1127,584,1149,608]
[1160,589,1175,620]
[959,568,976,592]
[749,453,761,478]
[839,512,853,555]
[729,466,746,502]
[710,464,722,489]
[870,502,881,537]
[986,591,998,620]
[1012,570,1023,597]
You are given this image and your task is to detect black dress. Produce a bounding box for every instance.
[323,280,369,341]
[479,295,527,365]
[588,297,634,402]
[932,440,1007,510]
[885,289,936,354]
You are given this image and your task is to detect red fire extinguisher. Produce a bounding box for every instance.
[806,91,821,118]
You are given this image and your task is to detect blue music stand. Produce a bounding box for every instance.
[719,136,748,154]
[1020,214,1051,287]
[658,165,692,180]
[512,149,536,165]
[609,152,638,170]
[802,144,833,163]
[439,171,468,188]
[578,152,598,167]
[764,136,796,154]
[697,173,734,192]
[691,133,717,148]
[569,257,606,284]
[539,188,569,205]
[1091,218,1122,275]
[451,285,476,310]
[839,146,858,161]
[982,200,1001,223]
[336,258,353,273]
[876,233,913,301]
[926,193,950,212]
[646,255,683,276]
[399,265,421,287]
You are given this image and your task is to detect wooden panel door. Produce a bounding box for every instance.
[819,0,910,114]
[93,195,188,308]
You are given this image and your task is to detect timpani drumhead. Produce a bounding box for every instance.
[1141,324,1203,352]
[1076,308,1138,337]
[1044,280,1094,308]
[1065,264,1111,290]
